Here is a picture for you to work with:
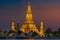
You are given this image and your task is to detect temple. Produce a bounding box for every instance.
[39,21,45,37]
[11,19,16,31]
[20,2,39,34]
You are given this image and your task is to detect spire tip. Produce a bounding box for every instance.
[28,2,30,4]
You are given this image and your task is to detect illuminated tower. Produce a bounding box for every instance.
[9,19,16,36]
[11,19,16,31]
[20,2,39,34]
[40,21,45,37]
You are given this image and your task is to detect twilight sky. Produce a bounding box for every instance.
[0,0,60,31]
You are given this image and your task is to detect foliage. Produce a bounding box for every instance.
[17,30,22,35]
[45,28,52,36]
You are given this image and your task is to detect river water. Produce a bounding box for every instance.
[0,39,60,40]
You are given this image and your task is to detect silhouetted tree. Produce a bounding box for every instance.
[8,30,16,34]
[3,31,7,37]
[52,31,58,36]
[17,30,22,35]
[45,28,52,36]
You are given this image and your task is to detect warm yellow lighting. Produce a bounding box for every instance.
[20,2,39,34]
[27,2,31,12]
[39,21,45,37]
[11,19,16,31]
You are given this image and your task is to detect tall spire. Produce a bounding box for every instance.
[27,2,31,12]
[40,20,45,37]
[11,19,16,31]
[20,2,39,34]
[26,2,33,21]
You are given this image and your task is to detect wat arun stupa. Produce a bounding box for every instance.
[20,2,39,34]
[19,2,45,36]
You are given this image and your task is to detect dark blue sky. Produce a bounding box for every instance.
[0,0,60,31]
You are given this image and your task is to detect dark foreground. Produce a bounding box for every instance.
[0,36,60,39]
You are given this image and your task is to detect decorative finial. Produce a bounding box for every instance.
[28,2,30,5]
